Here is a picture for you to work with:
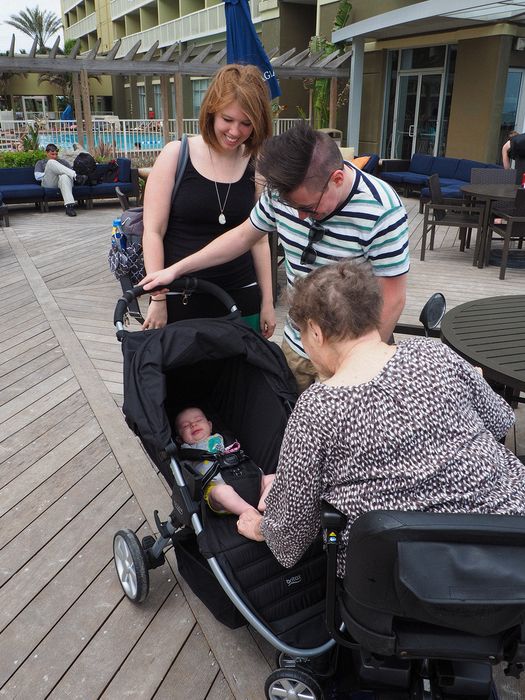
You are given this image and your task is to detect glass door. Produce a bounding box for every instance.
[391,72,443,158]
[22,96,48,121]
[392,75,418,159]
[415,74,442,155]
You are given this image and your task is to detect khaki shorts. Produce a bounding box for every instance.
[281,341,323,393]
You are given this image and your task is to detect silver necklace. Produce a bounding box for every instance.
[208,147,233,225]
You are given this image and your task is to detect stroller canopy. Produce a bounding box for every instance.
[121,316,297,475]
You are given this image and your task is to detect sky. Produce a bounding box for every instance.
[0,0,63,53]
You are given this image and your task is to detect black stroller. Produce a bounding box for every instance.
[113,279,337,697]
[113,281,525,700]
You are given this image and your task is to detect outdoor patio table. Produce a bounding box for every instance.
[460,183,519,268]
[440,295,525,402]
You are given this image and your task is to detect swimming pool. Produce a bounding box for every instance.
[39,131,166,153]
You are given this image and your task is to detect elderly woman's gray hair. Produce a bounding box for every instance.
[288,261,383,341]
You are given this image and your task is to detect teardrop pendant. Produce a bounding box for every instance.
[218,213,226,225]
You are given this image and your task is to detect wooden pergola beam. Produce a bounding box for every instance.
[174,73,183,140]
[80,68,94,153]
[29,37,38,59]
[123,41,142,62]
[71,72,84,145]
[105,39,121,61]
[0,44,352,79]
[159,42,180,62]
[86,37,102,60]
[142,40,159,63]
[160,74,171,143]
[49,36,61,59]
[69,39,82,59]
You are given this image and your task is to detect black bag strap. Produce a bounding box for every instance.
[171,133,189,205]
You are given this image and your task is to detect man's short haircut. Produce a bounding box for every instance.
[257,121,344,197]
[289,261,382,342]
[45,143,59,152]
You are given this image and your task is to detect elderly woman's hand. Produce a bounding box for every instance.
[237,508,265,541]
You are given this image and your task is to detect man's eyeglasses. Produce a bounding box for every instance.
[276,166,340,216]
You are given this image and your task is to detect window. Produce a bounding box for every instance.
[499,69,525,161]
[137,86,146,119]
[153,84,162,119]
[400,46,446,70]
[192,79,211,119]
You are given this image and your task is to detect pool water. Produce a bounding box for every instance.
[39,132,165,152]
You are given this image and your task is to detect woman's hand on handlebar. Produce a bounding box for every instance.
[142,297,168,330]
[140,265,177,292]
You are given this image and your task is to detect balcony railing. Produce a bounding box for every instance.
[63,0,85,14]
[111,0,158,21]
[64,12,97,40]
[115,0,260,55]
[0,117,309,159]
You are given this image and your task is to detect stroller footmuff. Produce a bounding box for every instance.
[174,435,330,647]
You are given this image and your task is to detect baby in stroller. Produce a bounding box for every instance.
[175,406,275,516]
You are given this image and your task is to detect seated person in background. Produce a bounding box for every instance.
[34,143,88,217]
[237,261,525,577]
[175,406,274,516]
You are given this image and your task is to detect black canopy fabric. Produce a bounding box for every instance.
[121,316,297,479]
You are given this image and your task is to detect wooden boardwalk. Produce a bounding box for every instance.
[0,198,523,699]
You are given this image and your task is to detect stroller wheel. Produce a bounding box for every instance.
[113,529,149,603]
[265,667,324,700]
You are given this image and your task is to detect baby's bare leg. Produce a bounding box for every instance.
[258,474,275,512]
[209,483,258,516]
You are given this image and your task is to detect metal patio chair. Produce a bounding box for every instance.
[485,187,525,279]
[420,174,484,261]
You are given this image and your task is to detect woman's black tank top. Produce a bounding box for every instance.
[163,154,257,289]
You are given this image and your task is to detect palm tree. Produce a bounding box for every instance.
[6,6,62,54]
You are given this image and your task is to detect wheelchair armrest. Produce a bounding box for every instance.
[321,500,347,531]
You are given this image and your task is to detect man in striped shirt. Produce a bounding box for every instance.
[143,123,409,391]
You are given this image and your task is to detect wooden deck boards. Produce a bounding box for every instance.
[0,204,271,699]
[0,198,524,700]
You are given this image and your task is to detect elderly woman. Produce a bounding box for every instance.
[237,261,525,576]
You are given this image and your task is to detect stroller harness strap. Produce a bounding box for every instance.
[178,447,262,508]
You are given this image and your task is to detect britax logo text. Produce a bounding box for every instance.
[286,575,302,587]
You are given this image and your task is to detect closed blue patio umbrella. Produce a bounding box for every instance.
[224,0,281,99]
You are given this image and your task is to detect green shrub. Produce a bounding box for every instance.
[21,123,40,151]
[0,150,45,168]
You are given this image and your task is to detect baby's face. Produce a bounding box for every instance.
[176,408,212,444]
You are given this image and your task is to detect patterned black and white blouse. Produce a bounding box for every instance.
[261,338,525,577]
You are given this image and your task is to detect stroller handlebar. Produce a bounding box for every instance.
[114,277,241,331]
